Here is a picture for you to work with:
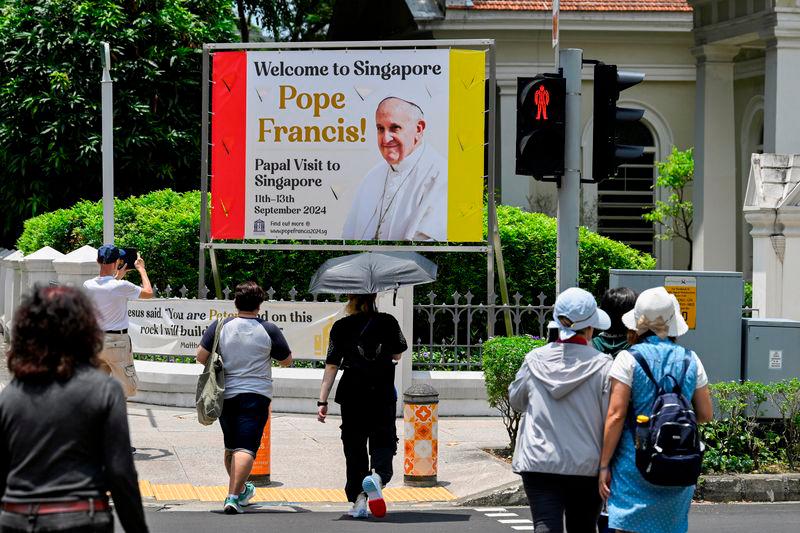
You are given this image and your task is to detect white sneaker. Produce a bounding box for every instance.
[348,492,369,519]
[362,472,386,518]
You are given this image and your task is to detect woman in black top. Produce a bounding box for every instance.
[317,293,407,519]
[0,285,148,533]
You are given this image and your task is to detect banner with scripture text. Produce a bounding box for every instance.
[210,49,485,242]
[128,297,404,359]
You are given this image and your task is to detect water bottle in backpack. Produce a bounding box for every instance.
[630,349,705,487]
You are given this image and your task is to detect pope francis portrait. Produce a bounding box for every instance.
[342,96,447,241]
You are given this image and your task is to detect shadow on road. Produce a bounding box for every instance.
[335,511,471,524]
[209,505,311,514]
[133,448,174,461]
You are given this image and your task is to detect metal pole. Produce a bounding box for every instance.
[487,43,497,338]
[100,42,114,244]
[556,48,582,293]
[553,0,560,70]
[199,47,210,295]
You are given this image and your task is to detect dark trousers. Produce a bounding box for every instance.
[0,510,113,533]
[521,472,602,533]
[339,401,398,503]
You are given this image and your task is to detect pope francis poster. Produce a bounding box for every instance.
[210,48,485,242]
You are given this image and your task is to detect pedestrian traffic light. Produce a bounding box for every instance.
[516,74,566,180]
[591,63,645,182]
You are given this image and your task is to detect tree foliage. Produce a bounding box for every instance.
[233,0,333,42]
[642,147,695,269]
[0,0,236,246]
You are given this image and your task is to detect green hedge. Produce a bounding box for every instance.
[17,190,655,301]
[482,336,548,450]
[702,379,800,474]
[17,190,201,290]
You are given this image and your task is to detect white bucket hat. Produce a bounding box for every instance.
[622,286,689,339]
[547,287,611,340]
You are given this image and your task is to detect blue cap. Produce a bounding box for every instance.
[97,245,125,264]
[547,287,611,340]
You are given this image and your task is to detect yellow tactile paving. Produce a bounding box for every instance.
[194,486,228,502]
[151,483,199,501]
[138,480,154,499]
[142,483,454,503]
[252,487,288,502]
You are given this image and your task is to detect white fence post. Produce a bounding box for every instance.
[2,251,25,339]
[0,248,12,327]
[20,246,64,293]
[53,245,98,287]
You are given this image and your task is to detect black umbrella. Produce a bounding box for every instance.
[308,252,437,295]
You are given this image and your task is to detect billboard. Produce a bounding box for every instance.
[210,49,485,242]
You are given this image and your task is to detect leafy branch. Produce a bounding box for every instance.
[643,147,694,269]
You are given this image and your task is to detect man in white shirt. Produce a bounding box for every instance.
[343,97,447,241]
[83,245,153,398]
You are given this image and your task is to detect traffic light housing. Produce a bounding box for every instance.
[516,74,566,180]
[592,63,645,182]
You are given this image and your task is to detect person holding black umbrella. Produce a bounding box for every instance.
[316,293,407,519]
[311,251,432,519]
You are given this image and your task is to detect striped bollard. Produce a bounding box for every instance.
[403,384,439,487]
[250,403,271,485]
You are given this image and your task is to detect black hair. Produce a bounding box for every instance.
[8,285,102,381]
[346,293,378,315]
[600,287,637,335]
[234,281,265,312]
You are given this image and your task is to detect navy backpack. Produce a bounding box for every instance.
[630,348,705,487]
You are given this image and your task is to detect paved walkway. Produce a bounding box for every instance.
[129,402,516,503]
[0,334,516,504]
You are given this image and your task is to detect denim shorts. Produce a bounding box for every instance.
[218,393,271,456]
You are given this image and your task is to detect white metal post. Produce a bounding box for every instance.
[101,42,114,244]
[553,0,560,70]
[556,48,582,293]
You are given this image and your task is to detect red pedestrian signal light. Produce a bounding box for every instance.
[534,85,550,121]
[516,74,565,180]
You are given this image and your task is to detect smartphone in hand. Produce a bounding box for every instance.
[120,248,138,270]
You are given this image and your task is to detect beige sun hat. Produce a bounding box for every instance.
[621,286,689,339]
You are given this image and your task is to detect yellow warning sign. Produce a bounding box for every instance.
[664,276,696,329]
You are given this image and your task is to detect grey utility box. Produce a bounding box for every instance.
[609,270,743,383]
[742,318,800,383]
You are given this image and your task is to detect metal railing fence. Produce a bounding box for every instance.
[131,284,554,370]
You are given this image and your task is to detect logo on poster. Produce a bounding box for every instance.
[253,219,266,233]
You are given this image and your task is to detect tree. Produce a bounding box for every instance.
[0,0,237,246]
[233,0,333,42]
[643,147,695,269]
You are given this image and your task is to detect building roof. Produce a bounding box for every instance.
[448,1,692,12]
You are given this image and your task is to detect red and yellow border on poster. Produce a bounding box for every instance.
[210,49,485,243]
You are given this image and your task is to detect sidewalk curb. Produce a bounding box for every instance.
[696,474,800,503]
[456,474,800,507]
[456,480,528,507]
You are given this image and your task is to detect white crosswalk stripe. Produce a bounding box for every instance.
[475,507,536,531]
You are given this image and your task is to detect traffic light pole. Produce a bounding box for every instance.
[556,48,582,294]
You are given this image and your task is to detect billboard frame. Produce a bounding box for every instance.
[198,39,499,332]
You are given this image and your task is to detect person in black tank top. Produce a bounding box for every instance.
[317,294,408,518]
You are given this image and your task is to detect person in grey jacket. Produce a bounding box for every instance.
[509,287,613,533]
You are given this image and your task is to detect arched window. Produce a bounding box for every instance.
[596,122,657,254]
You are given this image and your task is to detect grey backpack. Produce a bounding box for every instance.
[196,320,225,425]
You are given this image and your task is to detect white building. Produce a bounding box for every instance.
[415,0,800,275]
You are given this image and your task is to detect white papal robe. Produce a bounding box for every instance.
[342,143,447,241]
